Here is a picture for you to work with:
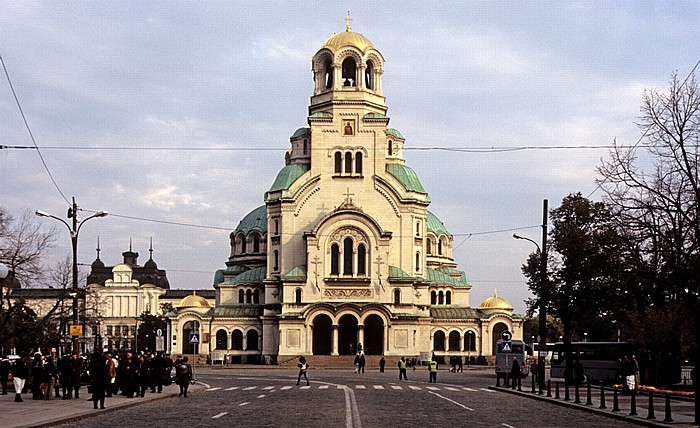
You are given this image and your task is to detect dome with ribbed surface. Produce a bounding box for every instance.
[176,290,212,309]
[479,289,513,310]
[321,30,375,53]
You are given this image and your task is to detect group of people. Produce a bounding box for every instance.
[1,349,194,408]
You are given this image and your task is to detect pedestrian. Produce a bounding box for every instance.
[152,352,165,393]
[530,360,539,386]
[11,352,30,402]
[89,351,108,410]
[457,356,463,373]
[379,356,385,373]
[411,357,417,371]
[296,356,309,386]
[44,349,58,400]
[68,352,83,399]
[511,357,521,389]
[0,356,10,395]
[398,357,408,380]
[358,353,365,374]
[105,353,117,397]
[175,356,193,397]
[574,359,585,386]
[58,354,72,399]
[357,343,363,354]
[354,353,360,373]
[31,351,45,399]
[428,358,438,383]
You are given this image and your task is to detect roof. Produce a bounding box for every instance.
[427,211,451,237]
[176,290,212,309]
[321,30,375,53]
[388,265,413,280]
[386,128,404,140]
[435,266,470,286]
[220,266,266,285]
[268,164,310,193]
[479,289,513,310]
[386,164,427,194]
[283,265,307,280]
[213,306,263,317]
[430,307,481,319]
[425,268,464,287]
[233,206,267,235]
[291,126,310,139]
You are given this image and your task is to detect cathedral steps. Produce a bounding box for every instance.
[277,355,417,370]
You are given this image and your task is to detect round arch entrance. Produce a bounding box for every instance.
[363,314,384,355]
[312,314,332,355]
[182,320,200,355]
[338,314,358,355]
[491,322,510,355]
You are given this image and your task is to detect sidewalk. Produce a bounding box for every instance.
[0,382,206,428]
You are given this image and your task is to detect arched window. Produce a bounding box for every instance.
[415,252,421,272]
[342,57,356,86]
[416,221,420,236]
[324,59,333,89]
[215,330,228,350]
[273,250,279,272]
[238,289,244,303]
[438,239,443,256]
[303,139,308,155]
[365,61,374,89]
[427,239,432,254]
[393,289,401,305]
[253,235,260,253]
[343,237,353,275]
[240,234,247,254]
[274,220,279,235]
[431,291,437,305]
[231,330,243,350]
[446,290,452,305]
[344,152,352,173]
[438,290,444,305]
[433,331,446,351]
[387,141,392,156]
[449,331,460,351]
[295,288,302,304]
[246,289,252,304]
[335,152,342,173]
[253,289,260,304]
[357,244,366,275]
[246,330,259,351]
[331,244,340,275]
[464,331,476,351]
[355,152,363,174]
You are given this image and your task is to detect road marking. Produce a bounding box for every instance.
[281,386,293,390]
[263,386,275,390]
[319,385,329,389]
[257,395,265,398]
[212,412,228,419]
[390,385,403,390]
[243,386,256,390]
[426,386,439,391]
[373,385,385,390]
[462,387,477,391]
[355,385,366,389]
[479,388,497,393]
[408,386,422,390]
[300,385,311,389]
[427,391,474,411]
[502,424,516,428]
[207,387,221,391]
[239,402,249,406]
[445,387,459,391]
[225,386,239,391]
[340,385,363,428]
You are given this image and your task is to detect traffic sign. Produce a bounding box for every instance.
[70,325,83,337]
[156,328,163,337]
[501,341,512,353]
[501,330,512,341]
[189,332,200,344]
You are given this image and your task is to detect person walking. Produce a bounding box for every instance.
[89,351,108,410]
[379,356,385,373]
[398,357,408,380]
[353,353,360,374]
[175,356,193,397]
[44,350,58,400]
[31,352,45,399]
[428,358,438,383]
[58,355,72,399]
[0,356,11,395]
[511,357,521,390]
[11,353,30,402]
[68,352,83,399]
[296,356,309,386]
[358,353,365,374]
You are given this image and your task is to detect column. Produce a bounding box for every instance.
[332,324,339,355]
[358,324,365,350]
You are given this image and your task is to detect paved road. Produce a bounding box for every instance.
[56,367,643,427]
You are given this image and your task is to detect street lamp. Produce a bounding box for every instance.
[513,198,548,394]
[36,197,107,354]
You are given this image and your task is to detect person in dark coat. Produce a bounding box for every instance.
[31,352,46,399]
[151,352,165,393]
[0,356,12,395]
[510,357,521,389]
[175,356,193,397]
[379,356,385,373]
[68,352,83,399]
[12,353,30,402]
[58,355,72,399]
[89,351,109,409]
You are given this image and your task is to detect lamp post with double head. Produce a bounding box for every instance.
[36,197,107,354]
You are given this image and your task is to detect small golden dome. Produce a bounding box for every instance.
[176,290,212,309]
[479,289,513,310]
[321,30,375,53]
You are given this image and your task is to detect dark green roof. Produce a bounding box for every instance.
[213,306,263,317]
[220,266,266,285]
[386,164,427,194]
[309,112,332,118]
[386,128,404,139]
[233,206,267,235]
[269,164,310,193]
[427,211,451,237]
[435,266,470,286]
[291,127,310,139]
[430,307,480,319]
[388,265,413,280]
[213,269,225,286]
[425,268,468,287]
[283,265,307,280]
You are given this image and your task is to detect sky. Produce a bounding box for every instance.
[1,1,699,314]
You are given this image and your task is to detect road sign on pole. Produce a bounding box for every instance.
[502,341,512,353]
[189,332,199,345]
[501,330,512,341]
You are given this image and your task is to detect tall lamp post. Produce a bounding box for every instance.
[513,198,548,393]
[36,197,107,354]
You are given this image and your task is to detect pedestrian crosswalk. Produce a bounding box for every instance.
[206,384,493,393]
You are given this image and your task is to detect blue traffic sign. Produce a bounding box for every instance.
[501,341,512,353]
[189,332,200,344]
[501,330,512,341]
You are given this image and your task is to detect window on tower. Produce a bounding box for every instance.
[365,61,374,89]
[331,244,340,275]
[357,244,366,275]
[355,152,363,175]
[342,57,356,86]
[335,152,342,173]
[343,237,354,275]
[344,152,352,173]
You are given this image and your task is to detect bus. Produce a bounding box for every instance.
[548,341,632,384]
[494,339,531,379]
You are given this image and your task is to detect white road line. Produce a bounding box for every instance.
[340,385,363,428]
[212,412,228,419]
[263,386,275,390]
[257,394,265,398]
[390,385,403,390]
[479,388,498,393]
[207,387,221,392]
[300,385,311,390]
[243,386,256,390]
[462,387,477,391]
[427,391,474,411]
[281,386,293,390]
[408,386,422,390]
[502,424,516,428]
[426,386,440,391]
[373,385,385,389]
[355,385,366,389]
[225,386,239,391]
[319,385,329,389]
[444,387,459,391]
[239,402,249,406]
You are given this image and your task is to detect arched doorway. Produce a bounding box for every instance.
[182,320,200,355]
[491,322,510,355]
[363,314,384,355]
[312,314,332,355]
[338,314,358,355]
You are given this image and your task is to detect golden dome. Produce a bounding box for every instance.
[479,289,513,310]
[176,290,212,309]
[321,30,375,53]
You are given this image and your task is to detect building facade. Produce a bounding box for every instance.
[167,22,524,364]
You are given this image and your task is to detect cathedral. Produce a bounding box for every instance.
[166,20,523,364]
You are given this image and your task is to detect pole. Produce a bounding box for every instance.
[538,199,548,393]
[71,198,79,354]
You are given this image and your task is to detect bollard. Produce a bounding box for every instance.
[574,382,581,404]
[496,374,500,387]
[554,381,560,400]
[546,379,552,398]
[505,372,509,388]
[517,376,522,392]
[564,382,570,401]
[585,380,592,405]
[663,394,673,422]
[629,392,638,416]
[646,393,656,420]
[531,374,536,393]
[612,388,619,412]
[599,384,606,409]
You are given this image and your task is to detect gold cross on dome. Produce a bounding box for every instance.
[345,11,352,32]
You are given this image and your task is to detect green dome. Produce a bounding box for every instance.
[427,211,451,237]
[291,127,310,139]
[386,163,427,194]
[386,128,404,140]
[233,205,267,235]
[268,164,310,193]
